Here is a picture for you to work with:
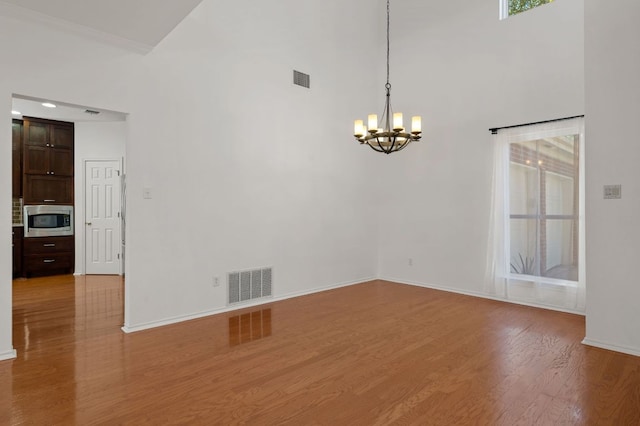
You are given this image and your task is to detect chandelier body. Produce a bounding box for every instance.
[353,0,422,154]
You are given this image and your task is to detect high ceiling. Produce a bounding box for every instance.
[0,0,204,53]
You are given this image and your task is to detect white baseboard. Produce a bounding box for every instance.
[0,349,17,361]
[582,338,640,358]
[122,276,376,334]
[379,276,586,316]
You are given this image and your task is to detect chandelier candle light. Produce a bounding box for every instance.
[353,0,422,154]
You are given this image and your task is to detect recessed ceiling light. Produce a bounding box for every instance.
[42,102,56,108]
[11,110,21,115]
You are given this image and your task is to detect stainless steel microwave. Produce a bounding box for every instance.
[24,205,74,238]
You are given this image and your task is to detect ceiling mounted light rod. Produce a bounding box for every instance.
[353,0,422,154]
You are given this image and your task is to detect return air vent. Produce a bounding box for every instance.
[293,70,310,88]
[228,267,273,305]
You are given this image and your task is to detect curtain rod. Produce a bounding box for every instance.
[489,115,584,134]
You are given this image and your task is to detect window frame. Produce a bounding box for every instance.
[500,0,555,20]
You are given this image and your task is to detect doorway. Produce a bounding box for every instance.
[9,94,128,358]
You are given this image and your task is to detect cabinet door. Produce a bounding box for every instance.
[50,124,73,150]
[12,120,22,197]
[49,148,73,176]
[23,144,49,175]
[23,175,73,204]
[23,120,49,146]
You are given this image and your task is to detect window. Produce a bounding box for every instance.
[486,117,585,312]
[509,134,579,281]
[500,0,555,19]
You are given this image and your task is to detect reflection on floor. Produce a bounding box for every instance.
[3,276,640,425]
[229,308,272,346]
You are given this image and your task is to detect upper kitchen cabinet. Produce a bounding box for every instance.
[22,117,74,205]
[12,119,22,197]
[23,118,74,177]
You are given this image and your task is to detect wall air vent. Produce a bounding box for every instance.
[228,267,273,305]
[293,70,310,88]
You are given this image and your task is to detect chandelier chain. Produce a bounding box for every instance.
[386,0,390,89]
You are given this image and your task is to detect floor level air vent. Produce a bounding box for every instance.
[228,267,273,305]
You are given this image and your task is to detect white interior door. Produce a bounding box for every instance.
[85,160,121,275]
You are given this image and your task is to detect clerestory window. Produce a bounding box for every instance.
[500,0,555,19]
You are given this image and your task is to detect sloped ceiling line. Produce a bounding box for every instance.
[0,0,205,54]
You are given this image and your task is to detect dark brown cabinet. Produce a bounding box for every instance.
[22,117,74,205]
[23,236,74,277]
[23,174,73,204]
[12,120,22,197]
[12,226,23,278]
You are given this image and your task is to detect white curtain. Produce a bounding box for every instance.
[485,117,585,313]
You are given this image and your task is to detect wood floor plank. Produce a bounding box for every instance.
[3,276,640,425]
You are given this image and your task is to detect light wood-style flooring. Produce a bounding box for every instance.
[2,275,640,425]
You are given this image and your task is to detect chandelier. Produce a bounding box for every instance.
[353,0,422,154]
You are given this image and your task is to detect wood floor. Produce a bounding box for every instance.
[2,276,640,425]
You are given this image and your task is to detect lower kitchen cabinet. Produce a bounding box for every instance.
[12,226,23,278]
[23,236,74,277]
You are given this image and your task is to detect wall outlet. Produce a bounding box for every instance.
[213,276,220,287]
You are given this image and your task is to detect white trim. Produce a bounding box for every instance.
[122,276,376,333]
[582,338,640,358]
[380,275,586,316]
[499,0,508,20]
[0,2,153,54]
[0,349,17,361]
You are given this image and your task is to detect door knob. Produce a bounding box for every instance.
[86,222,92,226]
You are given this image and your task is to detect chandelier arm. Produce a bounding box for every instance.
[366,141,386,153]
[393,139,411,153]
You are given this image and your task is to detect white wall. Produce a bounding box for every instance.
[376,0,585,295]
[1,97,14,360]
[73,121,127,274]
[9,0,638,360]
[0,0,380,355]
[583,0,640,355]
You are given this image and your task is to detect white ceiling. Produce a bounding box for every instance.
[0,0,204,53]
[12,95,127,123]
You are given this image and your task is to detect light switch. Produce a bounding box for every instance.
[143,188,152,199]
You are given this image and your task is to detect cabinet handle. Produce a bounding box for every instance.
[46,143,50,147]
[44,200,56,202]
[51,145,55,148]
[50,171,55,175]
[43,259,56,263]
[43,244,56,247]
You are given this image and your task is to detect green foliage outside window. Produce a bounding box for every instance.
[509,0,554,16]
